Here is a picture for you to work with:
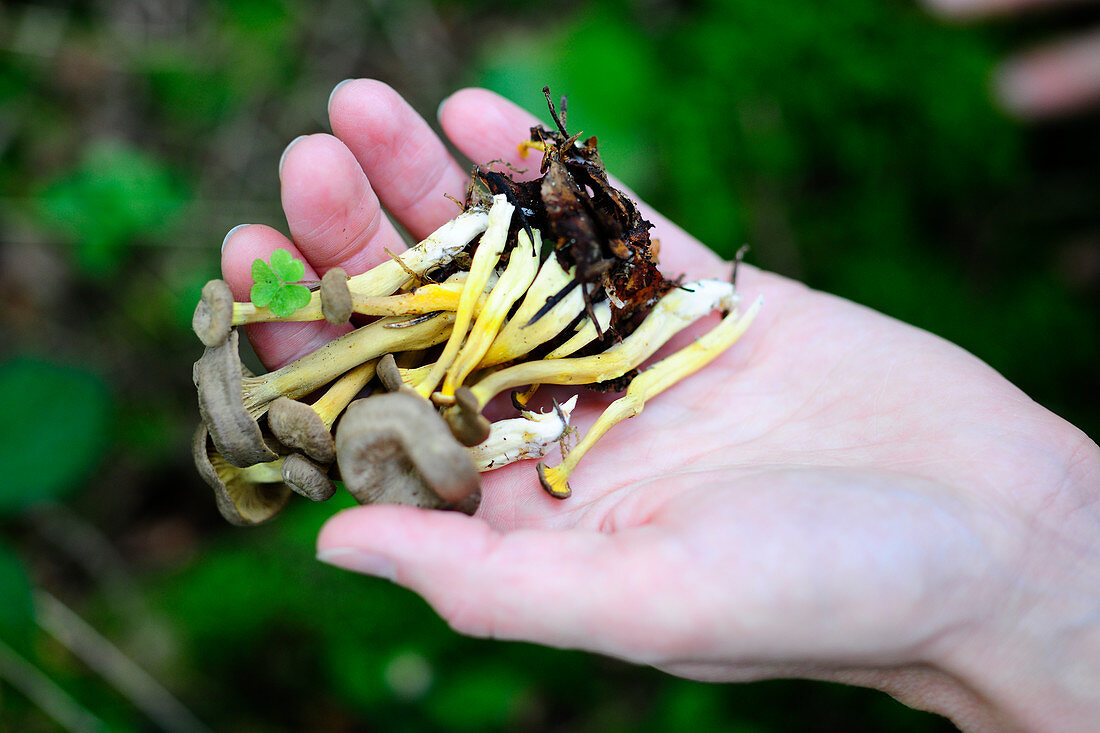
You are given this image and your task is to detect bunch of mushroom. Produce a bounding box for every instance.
[192,195,761,525]
[191,98,760,526]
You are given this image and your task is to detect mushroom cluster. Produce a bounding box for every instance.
[191,88,761,525]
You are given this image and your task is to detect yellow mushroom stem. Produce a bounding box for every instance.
[537,295,763,498]
[517,140,545,158]
[235,457,285,484]
[467,396,577,471]
[507,301,613,409]
[308,360,378,430]
[241,312,456,417]
[415,195,514,397]
[344,208,488,296]
[479,251,582,367]
[226,209,487,327]
[466,280,739,410]
[229,279,470,326]
[543,300,613,359]
[443,229,540,394]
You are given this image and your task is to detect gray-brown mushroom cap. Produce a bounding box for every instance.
[444,387,492,447]
[335,393,481,514]
[192,424,291,525]
[266,396,335,464]
[195,329,279,467]
[376,353,408,393]
[321,267,352,325]
[281,453,337,501]
[192,279,235,348]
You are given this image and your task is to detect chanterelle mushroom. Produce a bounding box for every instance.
[192,424,290,526]
[195,329,280,467]
[267,397,336,465]
[280,453,337,502]
[320,267,353,325]
[192,279,236,347]
[335,392,481,515]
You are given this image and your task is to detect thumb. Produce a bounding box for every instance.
[316,505,692,660]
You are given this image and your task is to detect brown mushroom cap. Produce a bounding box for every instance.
[266,396,335,464]
[192,424,291,525]
[335,392,481,514]
[321,267,352,325]
[281,453,337,502]
[194,329,279,467]
[192,279,235,347]
[443,387,492,447]
[376,353,409,393]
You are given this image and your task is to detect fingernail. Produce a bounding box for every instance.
[278,135,307,181]
[221,223,250,253]
[328,78,355,115]
[317,548,398,581]
[436,93,453,123]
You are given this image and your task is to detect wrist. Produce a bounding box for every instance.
[931,436,1100,731]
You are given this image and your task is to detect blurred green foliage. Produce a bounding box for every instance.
[0,0,1096,729]
[37,143,188,275]
[0,358,112,514]
[476,0,1097,437]
[0,543,34,651]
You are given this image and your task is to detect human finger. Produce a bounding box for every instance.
[328,79,471,240]
[280,133,408,276]
[995,28,1100,117]
[316,505,697,661]
[923,0,1087,19]
[221,223,350,369]
[437,87,727,279]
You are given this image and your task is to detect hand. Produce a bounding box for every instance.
[221,80,1100,731]
[924,0,1100,118]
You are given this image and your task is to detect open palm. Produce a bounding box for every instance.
[222,81,1100,731]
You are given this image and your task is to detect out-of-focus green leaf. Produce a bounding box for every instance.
[0,542,34,648]
[36,143,188,276]
[426,662,532,731]
[0,358,112,514]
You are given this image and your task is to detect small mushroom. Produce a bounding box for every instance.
[217,211,489,330]
[375,353,406,393]
[267,396,336,464]
[225,278,469,327]
[335,392,481,514]
[537,296,762,498]
[195,313,454,466]
[281,453,337,501]
[195,329,279,467]
[192,424,290,525]
[442,387,492,447]
[192,279,235,347]
[321,267,352,324]
[265,357,378,464]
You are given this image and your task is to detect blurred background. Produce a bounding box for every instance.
[1,0,1097,730]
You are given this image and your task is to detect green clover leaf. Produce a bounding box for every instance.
[250,249,311,317]
[270,248,305,283]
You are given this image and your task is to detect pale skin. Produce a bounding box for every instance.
[924,0,1100,117]
[220,80,1100,731]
